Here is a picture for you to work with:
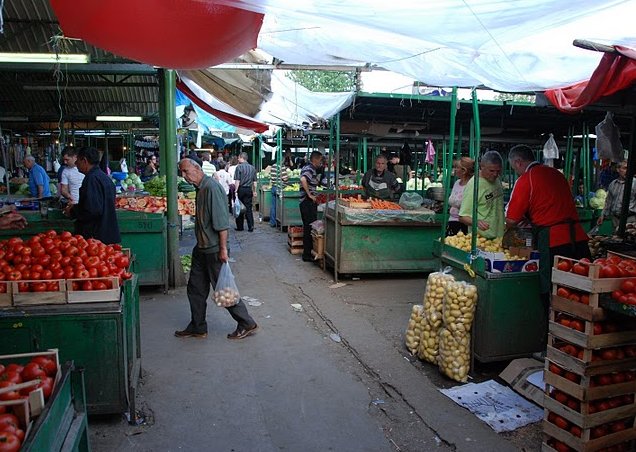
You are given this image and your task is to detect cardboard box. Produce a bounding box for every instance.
[499,358,545,407]
[478,250,540,273]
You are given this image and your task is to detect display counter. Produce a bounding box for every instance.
[433,241,545,362]
[0,210,167,288]
[0,275,141,417]
[324,203,442,274]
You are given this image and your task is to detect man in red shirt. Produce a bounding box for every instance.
[506,145,590,299]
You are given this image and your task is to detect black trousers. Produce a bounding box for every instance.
[299,198,317,259]
[236,187,254,231]
[185,247,255,334]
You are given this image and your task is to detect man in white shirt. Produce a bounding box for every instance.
[200,151,217,179]
[60,148,85,203]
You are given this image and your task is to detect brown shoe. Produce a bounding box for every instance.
[227,323,259,340]
[174,329,208,338]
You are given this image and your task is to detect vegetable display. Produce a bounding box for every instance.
[143,175,167,197]
[0,230,131,293]
[418,271,455,363]
[368,199,402,210]
[118,173,144,192]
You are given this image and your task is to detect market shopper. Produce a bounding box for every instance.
[299,151,324,262]
[361,154,401,200]
[175,158,258,340]
[143,155,158,180]
[597,160,636,231]
[23,155,51,198]
[60,147,85,204]
[233,152,257,232]
[458,151,505,239]
[447,157,474,236]
[63,146,121,244]
[506,144,590,297]
[201,151,217,179]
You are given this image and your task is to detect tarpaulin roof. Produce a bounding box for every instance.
[216,0,636,92]
[544,45,636,112]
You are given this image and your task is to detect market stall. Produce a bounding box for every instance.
[324,200,443,274]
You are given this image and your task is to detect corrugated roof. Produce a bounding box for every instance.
[0,0,159,131]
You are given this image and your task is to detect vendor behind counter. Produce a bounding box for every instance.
[361,154,401,200]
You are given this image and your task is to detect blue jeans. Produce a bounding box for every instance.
[269,186,278,226]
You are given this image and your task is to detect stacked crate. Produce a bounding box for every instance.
[287,226,304,255]
[544,256,636,452]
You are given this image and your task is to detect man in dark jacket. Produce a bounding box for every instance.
[63,146,121,244]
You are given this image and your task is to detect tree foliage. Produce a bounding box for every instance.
[287,70,355,92]
[494,92,536,103]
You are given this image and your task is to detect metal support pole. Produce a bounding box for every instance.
[619,116,636,236]
[441,89,457,246]
[470,90,481,255]
[356,140,362,185]
[276,128,283,230]
[158,68,182,289]
[334,113,341,283]
[362,137,368,174]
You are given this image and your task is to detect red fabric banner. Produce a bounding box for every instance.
[544,46,636,113]
[177,80,268,133]
[51,0,263,69]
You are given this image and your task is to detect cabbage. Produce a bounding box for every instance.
[595,189,607,199]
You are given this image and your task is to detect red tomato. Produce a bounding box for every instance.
[0,382,21,401]
[0,414,19,430]
[93,281,107,290]
[0,371,20,385]
[30,357,56,377]
[0,431,20,452]
[41,269,52,280]
[572,263,589,276]
[88,267,98,278]
[21,362,46,381]
[593,323,603,335]
[568,294,580,303]
[570,425,582,437]
[97,265,110,277]
[601,349,618,360]
[597,374,612,386]
[580,294,590,305]
[553,415,569,430]
[52,269,65,279]
[4,365,22,375]
[31,282,46,292]
[81,281,93,291]
[556,260,572,272]
[60,231,72,240]
[600,264,620,278]
[16,282,29,293]
[121,271,132,280]
[612,290,624,300]
[570,320,584,332]
[85,256,100,268]
[115,256,130,269]
[113,244,122,251]
[0,284,6,294]
[60,256,71,267]
[76,269,90,279]
[45,229,58,238]
[620,279,636,293]
[31,246,45,258]
[46,281,59,291]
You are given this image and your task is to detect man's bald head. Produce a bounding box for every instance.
[179,158,204,186]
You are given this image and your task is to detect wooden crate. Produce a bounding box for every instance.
[0,398,31,431]
[551,290,606,319]
[0,282,12,307]
[66,277,121,303]
[288,238,303,247]
[288,246,303,255]
[10,280,66,306]
[549,312,636,349]
[339,198,371,209]
[545,395,636,429]
[544,418,636,452]
[312,232,324,257]
[545,364,636,401]
[552,256,631,294]
[288,226,304,237]
[547,341,636,376]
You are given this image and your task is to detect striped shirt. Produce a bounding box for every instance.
[234,162,257,188]
[300,163,320,201]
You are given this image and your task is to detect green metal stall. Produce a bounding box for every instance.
[324,203,443,274]
[0,275,141,417]
[276,190,304,229]
[258,185,273,222]
[433,241,546,362]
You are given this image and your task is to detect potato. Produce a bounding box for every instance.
[438,327,471,382]
[416,271,455,363]
[213,287,240,307]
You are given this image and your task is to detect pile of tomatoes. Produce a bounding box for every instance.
[0,355,57,451]
[555,312,622,335]
[0,230,131,293]
[556,255,636,279]
[556,341,636,363]
[547,410,632,452]
[555,286,590,305]
[611,278,636,305]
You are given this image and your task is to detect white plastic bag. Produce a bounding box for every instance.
[596,112,623,162]
[233,194,246,218]
[399,192,424,210]
[213,263,240,307]
[542,133,559,159]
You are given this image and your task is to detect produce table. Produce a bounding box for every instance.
[0,210,168,288]
[21,362,90,451]
[433,241,546,362]
[324,203,442,274]
[0,275,141,417]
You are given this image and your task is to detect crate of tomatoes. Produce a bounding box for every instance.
[552,254,636,294]
[0,350,60,450]
[0,230,132,306]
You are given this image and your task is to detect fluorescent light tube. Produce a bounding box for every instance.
[96,116,143,122]
[0,53,90,64]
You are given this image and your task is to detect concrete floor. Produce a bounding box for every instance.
[88,219,541,452]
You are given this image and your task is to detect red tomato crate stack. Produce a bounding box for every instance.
[544,254,636,452]
[287,226,304,255]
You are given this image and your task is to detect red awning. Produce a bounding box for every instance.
[544,46,636,113]
[177,80,268,133]
[51,0,263,69]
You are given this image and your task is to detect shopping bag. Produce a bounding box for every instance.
[596,112,624,162]
[233,194,246,218]
[542,133,559,159]
[213,263,240,307]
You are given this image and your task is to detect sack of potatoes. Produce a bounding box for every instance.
[213,287,240,307]
[438,327,471,382]
[442,281,477,333]
[418,271,455,363]
[405,305,425,354]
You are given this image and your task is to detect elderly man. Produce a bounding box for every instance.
[459,151,505,239]
[361,154,401,200]
[176,158,258,340]
[23,155,51,198]
[63,147,120,244]
[506,145,590,294]
[598,160,636,231]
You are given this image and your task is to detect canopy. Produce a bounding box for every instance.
[218,0,636,92]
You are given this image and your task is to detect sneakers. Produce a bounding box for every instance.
[174,329,208,339]
[227,323,259,340]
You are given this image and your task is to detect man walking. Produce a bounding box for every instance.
[233,152,257,232]
[299,151,324,262]
[176,158,258,340]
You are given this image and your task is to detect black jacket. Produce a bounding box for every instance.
[71,166,121,244]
